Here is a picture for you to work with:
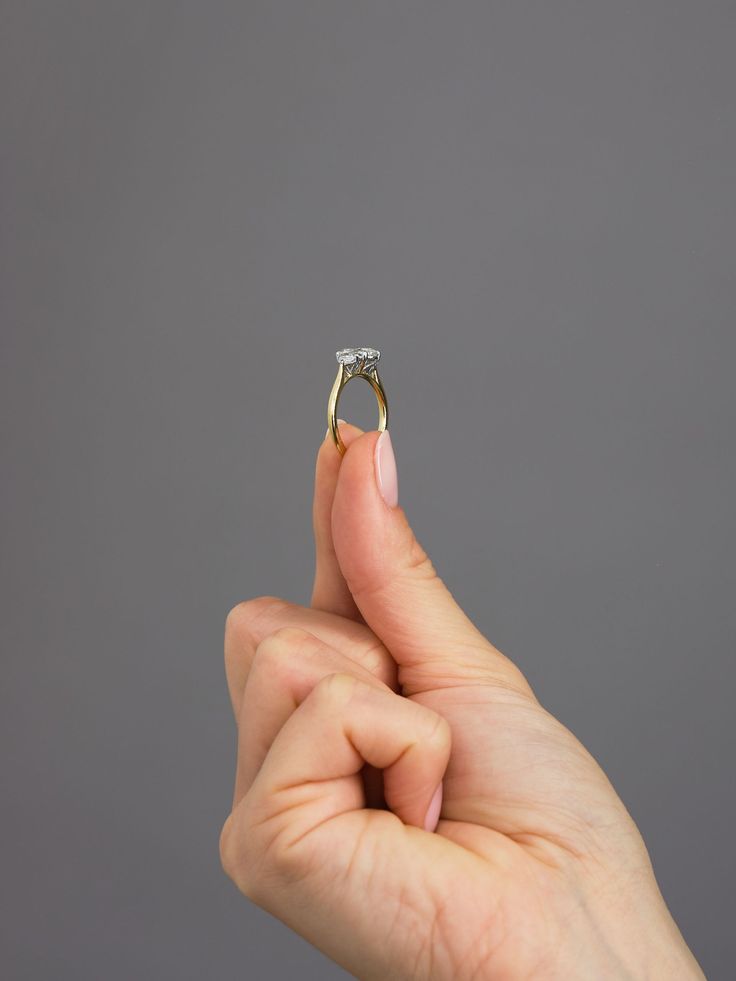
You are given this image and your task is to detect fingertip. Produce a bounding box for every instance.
[334,427,383,476]
[312,420,367,619]
[316,422,363,483]
[332,428,385,519]
[323,418,364,446]
[331,429,397,594]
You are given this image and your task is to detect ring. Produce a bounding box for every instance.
[327,347,388,455]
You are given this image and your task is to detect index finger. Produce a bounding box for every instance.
[311,419,365,618]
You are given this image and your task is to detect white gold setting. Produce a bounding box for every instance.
[336,347,381,376]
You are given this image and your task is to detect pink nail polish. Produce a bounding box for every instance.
[424,782,443,833]
[325,418,349,440]
[374,430,398,508]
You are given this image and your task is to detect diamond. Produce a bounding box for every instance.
[336,347,381,374]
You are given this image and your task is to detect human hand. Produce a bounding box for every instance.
[220,423,703,980]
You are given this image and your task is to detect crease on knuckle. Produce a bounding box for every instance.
[224,596,289,682]
[220,812,266,900]
[250,626,320,686]
[250,627,316,684]
[404,538,438,581]
[225,595,291,645]
[313,670,362,708]
[349,542,439,607]
[358,635,394,680]
[256,624,314,656]
[423,709,451,751]
[219,804,289,904]
[251,801,326,898]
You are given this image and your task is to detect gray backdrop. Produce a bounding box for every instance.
[1,3,734,979]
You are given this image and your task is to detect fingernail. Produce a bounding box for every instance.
[424,782,443,833]
[374,430,398,508]
[325,418,348,440]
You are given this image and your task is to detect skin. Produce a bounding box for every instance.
[220,422,705,980]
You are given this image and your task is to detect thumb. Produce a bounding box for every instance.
[331,430,530,696]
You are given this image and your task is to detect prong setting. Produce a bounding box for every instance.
[336,347,381,376]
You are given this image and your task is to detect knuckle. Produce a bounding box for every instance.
[218,809,268,902]
[312,670,362,707]
[224,595,290,643]
[224,597,293,697]
[251,626,315,677]
[261,825,315,889]
[224,596,291,662]
[489,653,537,700]
[219,814,237,880]
[253,627,314,667]
[221,805,314,904]
[231,849,263,904]
[424,710,452,750]
[263,625,314,648]
[404,537,438,581]
[347,538,438,602]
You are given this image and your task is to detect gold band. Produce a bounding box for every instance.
[327,362,388,455]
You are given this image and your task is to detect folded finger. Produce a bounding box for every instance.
[224,596,397,721]
[222,672,451,880]
[232,626,391,806]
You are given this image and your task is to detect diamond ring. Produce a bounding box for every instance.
[327,347,388,455]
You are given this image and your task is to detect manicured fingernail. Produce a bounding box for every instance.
[424,782,443,833]
[374,430,398,507]
[325,418,348,440]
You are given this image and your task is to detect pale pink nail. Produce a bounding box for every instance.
[424,782,443,833]
[374,430,398,507]
[325,418,348,440]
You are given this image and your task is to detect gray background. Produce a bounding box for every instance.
[1,2,734,978]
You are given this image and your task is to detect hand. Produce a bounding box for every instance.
[220,423,703,980]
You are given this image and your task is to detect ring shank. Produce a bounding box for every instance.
[327,365,388,455]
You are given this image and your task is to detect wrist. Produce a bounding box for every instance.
[593,879,704,981]
[631,905,704,981]
[550,848,703,981]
